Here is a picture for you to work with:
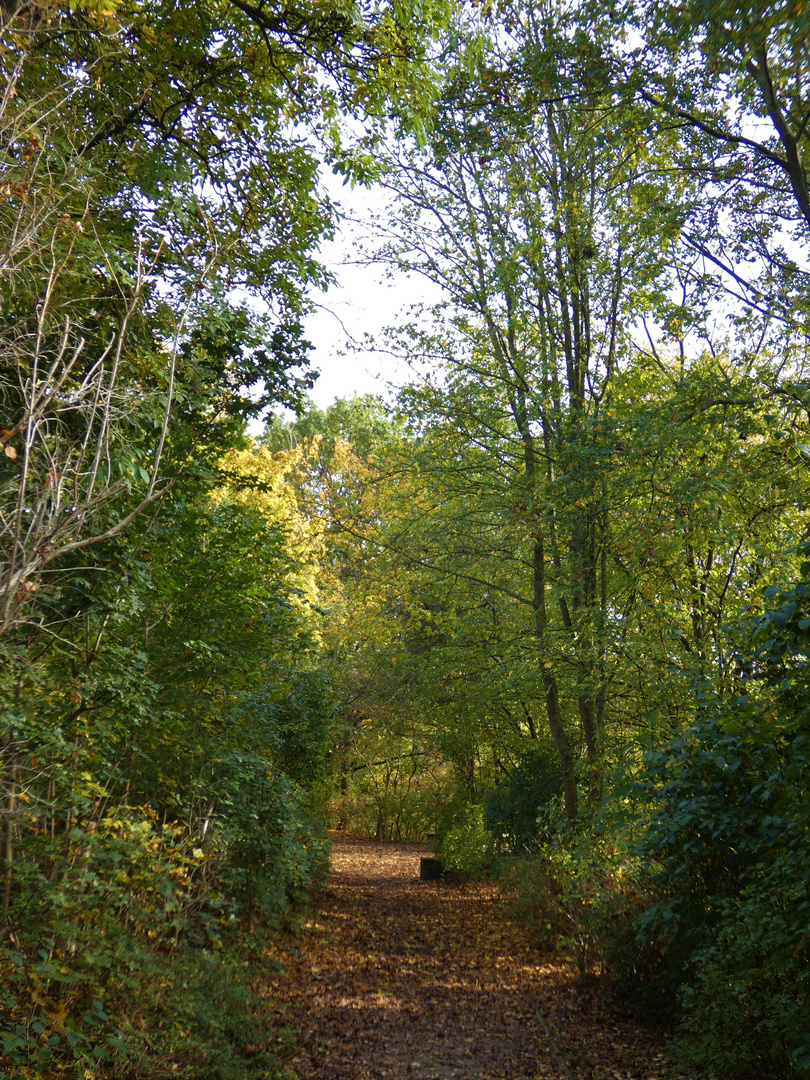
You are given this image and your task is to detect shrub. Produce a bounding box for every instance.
[435,797,493,878]
[484,747,562,853]
[636,571,810,1075]
[674,864,810,1079]
[506,836,662,1003]
[0,789,327,1078]
[214,752,331,926]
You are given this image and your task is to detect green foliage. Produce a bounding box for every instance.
[0,0,452,1074]
[505,833,660,1001]
[214,755,331,927]
[636,564,810,1076]
[264,672,335,787]
[262,394,401,462]
[434,796,493,879]
[676,866,810,1080]
[139,946,295,1080]
[0,471,333,1075]
[0,795,319,1077]
[484,746,562,853]
[5,1,810,1076]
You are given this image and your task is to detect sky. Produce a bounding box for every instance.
[247,180,435,433]
[302,244,409,409]
[299,180,440,411]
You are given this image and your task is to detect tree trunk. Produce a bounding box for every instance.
[532,537,578,822]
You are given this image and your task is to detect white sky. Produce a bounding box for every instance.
[247,180,433,433]
[301,179,440,410]
[303,245,410,409]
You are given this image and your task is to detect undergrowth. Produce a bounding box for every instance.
[0,800,328,1079]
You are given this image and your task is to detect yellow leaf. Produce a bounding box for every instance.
[49,1000,68,1029]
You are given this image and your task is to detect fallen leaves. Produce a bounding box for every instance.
[259,837,672,1080]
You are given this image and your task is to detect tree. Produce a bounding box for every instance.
[0,0,454,1067]
[354,0,695,819]
[0,0,451,639]
[627,0,810,339]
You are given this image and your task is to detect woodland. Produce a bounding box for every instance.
[1,0,809,1077]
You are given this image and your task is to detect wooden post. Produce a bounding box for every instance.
[420,857,443,880]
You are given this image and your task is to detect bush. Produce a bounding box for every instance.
[484,746,562,853]
[214,752,331,926]
[434,797,493,878]
[674,864,810,1079]
[506,836,662,1002]
[637,707,810,1074]
[635,572,810,1075]
[0,789,327,1078]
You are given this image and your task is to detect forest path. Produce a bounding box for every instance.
[261,837,666,1080]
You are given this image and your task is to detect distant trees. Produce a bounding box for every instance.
[347,1,806,824]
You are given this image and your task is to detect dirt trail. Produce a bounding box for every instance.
[261,837,667,1080]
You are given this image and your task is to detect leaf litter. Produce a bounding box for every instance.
[260,837,671,1080]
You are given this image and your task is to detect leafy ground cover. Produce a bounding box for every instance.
[260,836,677,1080]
